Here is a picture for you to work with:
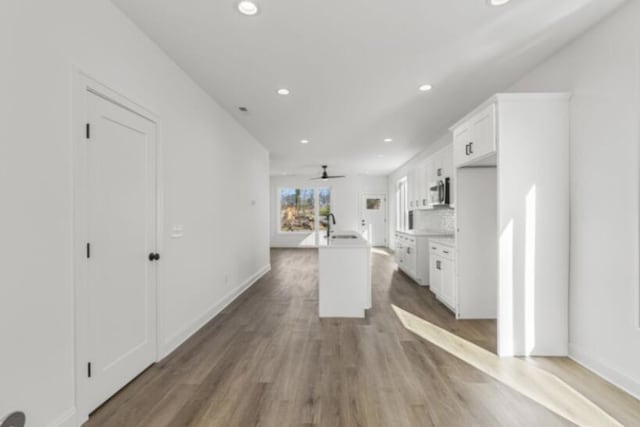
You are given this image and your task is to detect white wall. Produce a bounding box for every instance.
[0,1,270,426]
[510,1,640,396]
[270,175,388,247]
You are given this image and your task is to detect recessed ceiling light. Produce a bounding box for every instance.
[237,1,259,16]
[419,84,433,92]
[277,88,290,96]
[488,0,511,5]
[384,138,393,143]
[300,139,309,144]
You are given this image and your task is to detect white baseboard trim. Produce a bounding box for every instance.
[160,264,271,358]
[569,343,640,400]
[47,407,76,427]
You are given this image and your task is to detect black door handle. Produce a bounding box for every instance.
[148,252,160,261]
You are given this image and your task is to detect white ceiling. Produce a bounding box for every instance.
[112,0,624,176]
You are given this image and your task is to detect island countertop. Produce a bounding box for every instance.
[299,231,371,248]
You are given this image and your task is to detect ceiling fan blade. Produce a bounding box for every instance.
[326,175,346,178]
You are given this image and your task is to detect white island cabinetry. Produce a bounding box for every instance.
[318,231,371,318]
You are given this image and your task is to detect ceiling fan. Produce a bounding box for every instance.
[311,165,346,181]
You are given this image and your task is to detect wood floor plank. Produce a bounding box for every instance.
[84,248,640,427]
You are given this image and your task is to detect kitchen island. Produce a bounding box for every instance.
[317,231,372,318]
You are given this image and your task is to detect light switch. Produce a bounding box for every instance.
[171,224,184,238]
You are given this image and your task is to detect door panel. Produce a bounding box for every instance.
[470,104,496,161]
[441,258,456,309]
[453,121,472,167]
[86,92,157,412]
[430,255,442,296]
[361,194,387,246]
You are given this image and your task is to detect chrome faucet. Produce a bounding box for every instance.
[326,213,336,239]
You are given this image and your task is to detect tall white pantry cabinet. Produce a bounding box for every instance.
[451,93,570,357]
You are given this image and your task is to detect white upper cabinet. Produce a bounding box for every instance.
[414,161,426,209]
[453,121,472,167]
[420,157,432,208]
[453,103,496,168]
[405,143,455,210]
[406,168,414,210]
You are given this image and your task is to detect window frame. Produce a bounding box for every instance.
[276,186,331,234]
[396,177,408,232]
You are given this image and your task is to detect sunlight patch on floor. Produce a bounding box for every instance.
[392,305,623,427]
[371,247,392,256]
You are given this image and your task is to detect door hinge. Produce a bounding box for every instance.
[86,123,91,139]
[87,362,92,378]
[86,243,91,259]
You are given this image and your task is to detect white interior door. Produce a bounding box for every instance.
[86,91,158,412]
[361,194,387,246]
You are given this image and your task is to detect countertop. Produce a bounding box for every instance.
[299,231,371,249]
[429,236,456,247]
[397,229,454,237]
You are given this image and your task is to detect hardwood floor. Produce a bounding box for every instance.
[85,248,640,427]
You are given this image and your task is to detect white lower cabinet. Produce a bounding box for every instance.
[429,255,442,296]
[429,240,456,313]
[440,258,456,309]
[395,231,433,286]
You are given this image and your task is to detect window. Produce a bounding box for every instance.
[396,178,408,231]
[318,188,331,231]
[279,187,331,233]
[366,198,382,210]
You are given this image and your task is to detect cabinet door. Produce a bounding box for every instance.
[429,254,442,296]
[405,246,417,278]
[441,258,456,309]
[407,169,415,210]
[468,104,496,162]
[433,150,444,182]
[437,145,455,207]
[453,121,473,168]
[420,158,432,208]
[414,163,424,210]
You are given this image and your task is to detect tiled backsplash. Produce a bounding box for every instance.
[413,208,455,233]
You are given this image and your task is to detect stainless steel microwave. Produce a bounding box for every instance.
[429,177,450,207]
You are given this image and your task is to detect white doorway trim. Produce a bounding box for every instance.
[71,68,164,424]
[360,193,388,247]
